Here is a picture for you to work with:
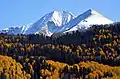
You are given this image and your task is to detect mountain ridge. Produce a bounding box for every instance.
[1,9,113,36]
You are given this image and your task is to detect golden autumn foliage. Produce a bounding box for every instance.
[0,23,120,79]
[38,60,120,79]
[0,55,31,79]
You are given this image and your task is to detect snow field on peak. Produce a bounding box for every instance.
[1,9,113,36]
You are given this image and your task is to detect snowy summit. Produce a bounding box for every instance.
[1,9,113,36]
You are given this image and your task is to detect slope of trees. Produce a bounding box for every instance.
[0,22,120,79]
[0,55,31,79]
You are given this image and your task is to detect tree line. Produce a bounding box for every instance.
[0,22,120,79]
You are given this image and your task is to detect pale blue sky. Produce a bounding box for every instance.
[0,0,119,29]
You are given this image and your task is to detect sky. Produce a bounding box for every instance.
[0,0,119,30]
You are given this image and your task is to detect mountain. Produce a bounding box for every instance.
[1,9,113,36]
[63,9,113,33]
[1,25,30,34]
[25,11,75,36]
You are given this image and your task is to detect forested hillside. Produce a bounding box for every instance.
[0,22,120,79]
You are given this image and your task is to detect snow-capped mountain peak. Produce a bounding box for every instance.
[50,10,75,26]
[25,10,75,36]
[1,9,113,36]
[80,9,113,24]
[86,9,102,15]
[64,9,113,32]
